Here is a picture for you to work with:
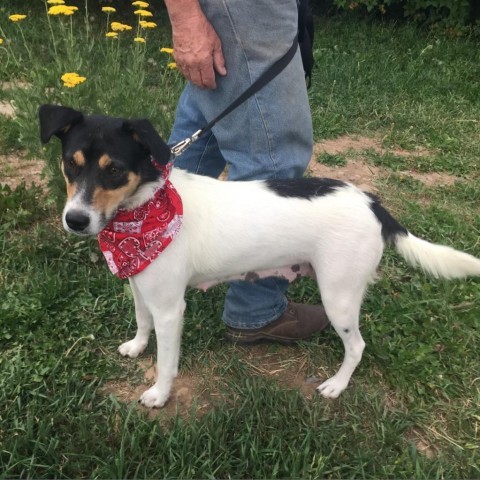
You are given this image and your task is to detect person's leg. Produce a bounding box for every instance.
[169,0,318,331]
[196,0,313,181]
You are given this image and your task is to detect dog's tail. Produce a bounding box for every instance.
[368,194,480,279]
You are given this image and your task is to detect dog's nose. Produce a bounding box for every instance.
[65,210,90,232]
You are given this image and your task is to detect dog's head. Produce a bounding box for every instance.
[39,104,171,235]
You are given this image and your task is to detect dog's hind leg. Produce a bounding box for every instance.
[118,279,153,358]
[317,285,366,398]
[313,259,374,399]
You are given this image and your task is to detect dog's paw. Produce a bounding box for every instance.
[118,338,147,358]
[139,385,169,408]
[316,377,348,399]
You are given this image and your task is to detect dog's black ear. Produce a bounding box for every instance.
[122,119,171,165]
[39,104,84,143]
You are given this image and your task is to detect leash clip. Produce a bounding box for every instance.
[170,129,203,160]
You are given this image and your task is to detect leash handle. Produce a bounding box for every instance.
[170,35,299,160]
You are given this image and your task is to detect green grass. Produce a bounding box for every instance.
[1,4,479,479]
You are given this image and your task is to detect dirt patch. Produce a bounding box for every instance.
[2,81,31,91]
[309,137,386,192]
[101,357,213,421]
[0,101,16,119]
[315,135,431,159]
[101,345,327,420]
[405,170,459,187]
[234,344,324,398]
[308,136,460,191]
[405,427,439,460]
[308,156,382,192]
[0,153,47,190]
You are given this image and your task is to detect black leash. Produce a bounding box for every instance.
[170,35,299,159]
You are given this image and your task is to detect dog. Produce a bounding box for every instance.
[39,104,480,408]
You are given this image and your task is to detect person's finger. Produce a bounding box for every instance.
[188,67,206,89]
[199,61,217,89]
[213,44,227,76]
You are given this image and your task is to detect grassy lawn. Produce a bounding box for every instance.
[1,3,479,479]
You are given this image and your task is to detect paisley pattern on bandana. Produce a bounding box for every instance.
[97,162,182,279]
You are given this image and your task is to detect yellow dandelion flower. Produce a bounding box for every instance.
[139,20,157,29]
[61,72,87,88]
[134,37,146,43]
[9,14,27,22]
[160,47,174,55]
[134,9,153,17]
[132,1,150,7]
[48,5,78,15]
[105,31,119,38]
[167,62,177,69]
[0,38,3,45]
[47,0,65,4]
[111,22,133,32]
[102,7,116,13]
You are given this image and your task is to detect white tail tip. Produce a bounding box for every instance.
[395,233,480,279]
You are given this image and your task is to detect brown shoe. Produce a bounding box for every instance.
[225,302,330,345]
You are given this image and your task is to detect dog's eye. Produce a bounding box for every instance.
[64,157,77,169]
[108,166,123,176]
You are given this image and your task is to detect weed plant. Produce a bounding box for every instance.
[0,3,479,479]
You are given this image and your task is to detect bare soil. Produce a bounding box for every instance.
[0,152,47,190]
[0,101,16,119]
[100,344,323,421]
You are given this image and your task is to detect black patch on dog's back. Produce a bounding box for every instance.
[367,193,408,245]
[266,177,346,200]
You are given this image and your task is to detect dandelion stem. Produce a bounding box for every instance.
[44,2,59,58]
[69,16,74,52]
[84,0,90,43]
[17,24,33,62]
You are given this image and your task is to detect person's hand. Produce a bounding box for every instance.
[171,10,227,89]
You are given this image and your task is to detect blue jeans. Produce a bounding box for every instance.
[168,0,313,328]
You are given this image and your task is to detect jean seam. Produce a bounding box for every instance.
[220,0,278,178]
[196,131,218,174]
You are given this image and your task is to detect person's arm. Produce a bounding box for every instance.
[164,0,227,89]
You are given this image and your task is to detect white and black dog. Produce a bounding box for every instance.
[39,104,480,408]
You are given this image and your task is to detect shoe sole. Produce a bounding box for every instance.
[224,330,323,346]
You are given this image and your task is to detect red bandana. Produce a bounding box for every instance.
[97,161,182,279]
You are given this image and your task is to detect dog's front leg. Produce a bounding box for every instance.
[118,279,153,358]
[140,296,186,408]
[130,268,187,408]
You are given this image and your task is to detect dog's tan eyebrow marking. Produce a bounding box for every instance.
[73,150,86,167]
[93,172,140,216]
[61,163,77,200]
[98,154,112,170]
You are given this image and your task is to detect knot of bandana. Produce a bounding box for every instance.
[97,161,183,279]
